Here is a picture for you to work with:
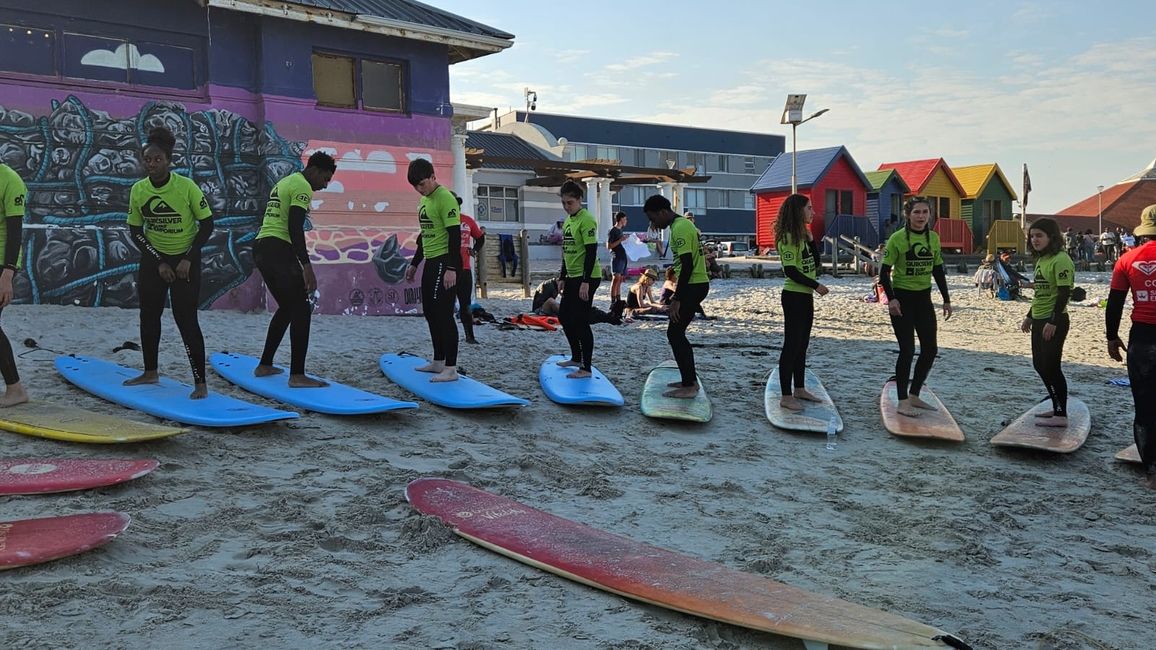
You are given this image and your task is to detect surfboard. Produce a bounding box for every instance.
[210,352,418,415]
[879,380,964,441]
[538,355,624,407]
[0,402,186,443]
[764,369,843,433]
[1115,444,1141,463]
[0,458,158,495]
[55,355,299,428]
[406,478,965,650]
[379,353,529,409]
[640,361,711,422]
[990,398,1091,453]
[0,512,130,570]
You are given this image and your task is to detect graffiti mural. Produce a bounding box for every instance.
[0,95,303,308]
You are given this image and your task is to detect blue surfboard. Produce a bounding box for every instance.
[379,353,529,409]
[538,355,624,407]
[210,352,418,416]
[55,356,299,427]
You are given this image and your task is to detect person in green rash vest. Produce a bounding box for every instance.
[878,196,953,417]
[555,180,602,379]
[124,127,214,399]
[775,194,829,412]
[253,151,337,387]
[643,195,710,398]
[1020,217,1076,428]
[404,158,462,383]
[0,162,29,406]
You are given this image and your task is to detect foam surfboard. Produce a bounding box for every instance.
[879,380,965,441]
[640,361,711,422]
[538,355,624,407]
[55,356,299,427]
[0,402,186,443]
[210,352,418,415]
[0,512,130,570]
[764,369,843,433]
[990,398,1091,453]
[406,478,966,650]
[1115,444,1141,464]
[0,458,158,495]
[379,353,529,409]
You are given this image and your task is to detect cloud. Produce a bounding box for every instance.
[554,49,590,64]
[318,180,344,193]
[80,43,164,72]
[605,51,679,72]
[338,150,397,174]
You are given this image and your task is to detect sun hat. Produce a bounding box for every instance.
[642,268,658,281]
[1134,204,1156,237]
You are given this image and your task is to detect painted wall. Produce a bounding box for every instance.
[754,155,867,249]
[921,170,963,221]
[0,3,458,315]
[871,178,906,235]
[962,180,1015,249]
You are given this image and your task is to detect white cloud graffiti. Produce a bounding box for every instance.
[81,43,164,72]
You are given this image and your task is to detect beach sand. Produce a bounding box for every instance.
[1,270,1153,649]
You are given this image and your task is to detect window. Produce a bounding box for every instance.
[744,157,755,173]
[617,148,636,166]
[684,188,706,210]
[984,199,1002,219]
[824,189,855,216]
[312,51,405,112]
[595,146,618,162]
[475,185,519,223]
[730,190,747,208]
[706,155,728,173]
[939,197,950,219]
[744,192,754,210]
[643,149,661,168]
[889,194,902,219]
[0,24,55,76]
[841,191,854,215]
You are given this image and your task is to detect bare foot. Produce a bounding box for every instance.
[1142,475,1156,491]
[667,381,685,388]
[908,394,938,411]
[556,359,580,368]
[254,364,285,377]
[430,367,459,383]
[566,369,592,379]
[0,383,29,407]
[123,371,160,386]
[288,374,329,388]
[465,337,479,345]
[896,399,922,417]
[779,395,805,411]
[1037,416,1068,428]
[189,382,208,400]
[415,361,445,373]
[1034,410,1055,418]
[663,385,700,399]
[793,388,821,402]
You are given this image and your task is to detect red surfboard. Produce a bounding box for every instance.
[0,459,159,495]
[0,512,130,570]
[406,478,967,650]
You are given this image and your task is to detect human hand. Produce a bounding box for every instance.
[888,299,902,317]
[1108,338,1127,362]
[1042,322,1056,341]
[175,258,192,281]
[943,302,953,321]
[0,270,13,308]
[443,268,457,290]
[405,265,416,282]
[303,264,317,294]
[158,263,176,283]
[1021,317,1032,333]
[578,281,589,302]
[815,284,829,297]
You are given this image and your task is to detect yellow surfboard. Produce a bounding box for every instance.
[0,402,186,443]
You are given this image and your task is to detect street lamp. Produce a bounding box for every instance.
[1097,185,1104,234]
[523,88,537,122]
[780,94,829,194]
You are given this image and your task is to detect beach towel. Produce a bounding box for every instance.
[622,234,651,262]
[1107,377,1130,387]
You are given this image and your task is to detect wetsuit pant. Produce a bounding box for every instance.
[559,277,600,371]
[779,290,814,396]
[138,251,205,384]
[889,288,937,401]
[1030,314,1070,416]
[255,237,311,375]
[0,308,18,385]
[422,255,457,366]
[456,267,475,341]
[1128,323,1156,477]
[668,282,709,386]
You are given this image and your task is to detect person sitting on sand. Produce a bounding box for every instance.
[626,268,667,317]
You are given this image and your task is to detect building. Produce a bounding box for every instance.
[0,0,512,314]
[463,130,561,229]
[952,163,1017,249]
[877,157,971,252]
[864,169,910,239]
[481,111,783,240]
[749,145,871,249]
[1057,158,1156,231]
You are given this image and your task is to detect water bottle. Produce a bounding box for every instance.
[825,417,838,451]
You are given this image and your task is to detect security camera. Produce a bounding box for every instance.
[530,101,537,111]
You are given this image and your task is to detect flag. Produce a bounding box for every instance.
[1022,164,1032,210]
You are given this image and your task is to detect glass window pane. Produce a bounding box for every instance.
[476,186,489,197]
[825,190,837,216]
[744,192,754,210]
[644,150,660,167]
[132,42,196,89]
[618,148,635,166]
[841,191,853,214]
[363,59,404,111]
[505,198,519,222]
[64,33,129,83]
[0,24,55,76]
[312,53,355,107]
[504,187,518,198]
[940,197,950,218]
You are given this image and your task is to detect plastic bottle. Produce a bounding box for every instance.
[826,418,838,451]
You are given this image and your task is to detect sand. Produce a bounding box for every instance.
[0,269,1153,649]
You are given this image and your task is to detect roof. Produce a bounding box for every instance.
[284,0,514,39]
[876,158,966,196]
[465,131,559,171]
[952,163,1018,201]
[864,169,910,193]
[1122,158,1156,182]
[1056,181,1136,216]
[749,145,870,193]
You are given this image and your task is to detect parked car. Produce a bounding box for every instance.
[717,241,750,257]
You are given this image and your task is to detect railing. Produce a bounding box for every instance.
[986,220,1026,255]
[934,218,974,254]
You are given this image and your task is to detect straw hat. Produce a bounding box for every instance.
[642,268,659,281]
[1135,204,1156,237]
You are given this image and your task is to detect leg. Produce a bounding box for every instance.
[568,278,599,377]
[428,257,459,383]
[1128,328,1156,488]
[777,291,806,411]
[907,290,939,410]
[255,239,290,377]
[0,309,27,407]
[168,257,209,399]
[791,293,818,401]
[665,283,707,398]
[125,254,165,386]
[888,290,918,416]
[557,278,583,367]
[416,259,445,373]
[457,268,477,344]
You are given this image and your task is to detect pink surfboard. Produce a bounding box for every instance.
[406,478,966,650]
[0,512,130,570]
[0,458,159,495]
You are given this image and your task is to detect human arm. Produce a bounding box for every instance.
[1106,287,1129,361]
[932,263,952,320]
[405,235,424,282]
[0,216,21,308]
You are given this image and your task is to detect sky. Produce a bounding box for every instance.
[435,0,1156,214]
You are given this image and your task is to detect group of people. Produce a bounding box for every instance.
[1065,226,1135,263]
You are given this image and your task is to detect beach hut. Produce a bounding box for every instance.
[865,169,910,240]
[876,158,970,252]
[953,163,1017,250]
[750,145,871,250]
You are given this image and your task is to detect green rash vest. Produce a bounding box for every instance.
[126,173,212,255]
[258,172,312,244]
[417,185,460,259]
[669,216,709,284]
[882,227,943,291]
[0,164,26,267]
[1031,252,1075,319]
[779,235,816,294]
[562,208,601,279]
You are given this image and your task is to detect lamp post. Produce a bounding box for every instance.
[1097,185,1104,234]
[523,88,537,122]
[780,94,829,194]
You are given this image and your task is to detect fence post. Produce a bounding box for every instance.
[519,229,531,298]
[476,236,489,299]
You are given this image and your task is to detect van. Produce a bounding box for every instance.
[717,241,749,257]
